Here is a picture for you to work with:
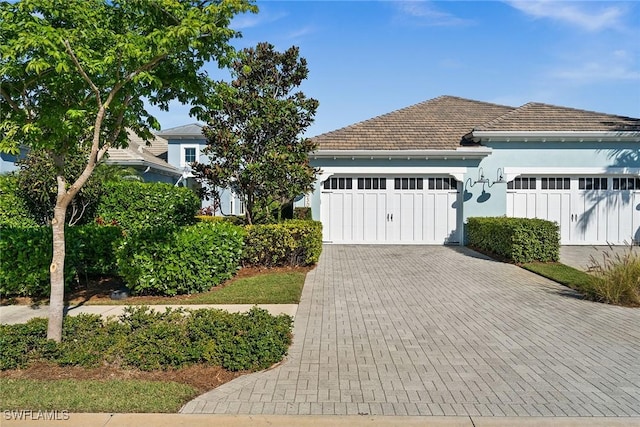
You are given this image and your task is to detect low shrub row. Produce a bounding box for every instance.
[1,218,321,298]
[466,216,559,263]
[0,307,293,372]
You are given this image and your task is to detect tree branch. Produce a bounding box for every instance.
[0,86,22,113]
[63,40,102,107]
[103,53,167,110]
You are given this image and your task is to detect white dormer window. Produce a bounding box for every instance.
[181,144,199,166]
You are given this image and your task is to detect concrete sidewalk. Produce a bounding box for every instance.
[0,304,298,324]
[2,414,640,426]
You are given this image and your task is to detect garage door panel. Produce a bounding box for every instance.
[433,193,453,244]
[508,176,639,245]
[320,175,458,244]
[361,192,386,242]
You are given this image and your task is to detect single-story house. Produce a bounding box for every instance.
[307,96,640,245]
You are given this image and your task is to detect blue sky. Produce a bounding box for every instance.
[150,0,640,137]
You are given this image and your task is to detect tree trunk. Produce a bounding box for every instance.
[245,193,254,225]
[47,182,70,342]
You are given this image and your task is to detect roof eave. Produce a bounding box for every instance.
[104,159,181,176]
[311,148,491,160]
[472,130,640,142]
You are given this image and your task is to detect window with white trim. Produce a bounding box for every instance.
[427,177,457,190]
[357,177,386,190]
[181,144,199,166]
[508,177,537,190]
[579,177,607,190]
[323,177,352,190]
[540,177,569,190]
[394,177,423,190]
[612,177,640,191]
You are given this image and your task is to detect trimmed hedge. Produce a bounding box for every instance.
[0,225,122,297]
[115,222,245,296]
[95,181,200,230]
[0,307,293,372]
[243,220,322,267]
[0,174,38,227]
[466,217,559,263]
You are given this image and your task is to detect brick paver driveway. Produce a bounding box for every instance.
[182,245,640,417]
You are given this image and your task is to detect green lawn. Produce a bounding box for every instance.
[0,379,197,413]
[84,270,307,305]
[174,271,305,304]
[522,262,594,295]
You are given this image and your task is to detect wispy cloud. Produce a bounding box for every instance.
[506,0,626,32]
[551,62,640,83]
[393,1,473,27]
[231,10,288,30]
[286,25,317,41]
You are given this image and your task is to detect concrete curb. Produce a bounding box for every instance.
[2,414,640,426]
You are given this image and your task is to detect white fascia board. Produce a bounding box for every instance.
[318,166,468,182]
[311,148,491,160]
[472,130,640,142]
[503,167,640,181]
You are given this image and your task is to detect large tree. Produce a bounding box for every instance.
[0,0,255,341]
[193,42,319,224]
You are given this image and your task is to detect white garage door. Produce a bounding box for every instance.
[506,176,640,245]
[320,176,458,244]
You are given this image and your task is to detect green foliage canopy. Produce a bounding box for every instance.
[0,0,256,340]
[16,149,106,225]
[193,42,319,224]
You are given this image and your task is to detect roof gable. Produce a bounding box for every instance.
[312,96,515,150]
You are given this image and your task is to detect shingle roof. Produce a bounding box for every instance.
[312,96,515,150]
[126,129,168,158]
[474,102,640,132]
[106,134,179,175]
[156,123,204,138]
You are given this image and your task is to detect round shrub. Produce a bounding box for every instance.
[115,222,245,296]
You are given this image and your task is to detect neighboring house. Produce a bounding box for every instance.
[0,131,182,185]
[308,95,640,245]
[104,130,181,184]
[0,146,29,174]
[157,123,245,216]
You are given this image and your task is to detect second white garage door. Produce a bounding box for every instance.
[320,176,458,244]
[506,176,640,245]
